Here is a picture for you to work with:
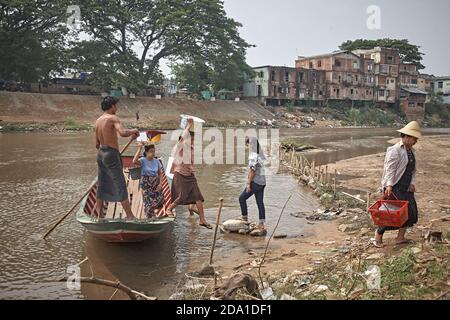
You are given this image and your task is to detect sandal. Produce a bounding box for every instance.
[199,223,213,230]
[371,238,384,248]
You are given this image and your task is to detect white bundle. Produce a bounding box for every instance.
[379,203,401,212]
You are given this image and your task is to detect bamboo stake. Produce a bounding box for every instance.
[312,161,315,180]
[334,169,337,193]
[209,198,224,265]
[325,166,328,186]
[366,192,371,212]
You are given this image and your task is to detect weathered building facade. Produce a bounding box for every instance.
[243,66,326,105]
[296,50,374,101]
[244,47,432,121]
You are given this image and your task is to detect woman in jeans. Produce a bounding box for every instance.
[372,121,421,248]
[239,137,267,233]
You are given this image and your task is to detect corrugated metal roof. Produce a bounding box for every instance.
[401,87,428,95]
[296,50,358,60]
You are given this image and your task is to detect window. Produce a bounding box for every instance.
[318,60,322,68]
[335,59,342,67]
[380,65,388,74]
[309,62,313,69]
[411,79,417,85]
[259,71,264,78]
[285,71,289,82]
[271,70,276,81]
[379,90,385,97]
[353,61,359,69]
[438,82,443,89]
[298,72,304,82]
[409,102,415,108]
[338,75,342,83]
[387,56,393,63]
[351,89,354,95]
[368,63,373,71]
[417,103,424,108]
[319,91,323,96]
[355,75,359,82]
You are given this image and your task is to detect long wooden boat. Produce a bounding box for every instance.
[76,155,175,243]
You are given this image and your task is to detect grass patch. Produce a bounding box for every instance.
[64,118,92,131]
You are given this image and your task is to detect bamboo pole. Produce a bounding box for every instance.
[209,198,224,265]
[312,161,315,180]
[366,192,371,212]
[325,166,328,186]
[334,169,337,193]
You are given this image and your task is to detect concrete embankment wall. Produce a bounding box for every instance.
[0,92,274,126]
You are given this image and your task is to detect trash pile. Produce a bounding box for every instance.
[238,112,317,129]
[275,112,316,128]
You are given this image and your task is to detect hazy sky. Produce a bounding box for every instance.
[221,0,450,76]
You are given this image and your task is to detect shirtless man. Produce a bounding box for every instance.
[94,96,139,219]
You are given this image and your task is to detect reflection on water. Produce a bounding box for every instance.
[0,127,447,299]
[0,130,320,299]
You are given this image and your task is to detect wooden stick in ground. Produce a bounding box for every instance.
[209,198,224,266]
[325,166,328,186]
[366,192,371,212]
[334,169,337,193]
[258,194,293,288]
[312,161,315,180]
[42,138,135,240]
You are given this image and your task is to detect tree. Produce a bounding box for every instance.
[0,0,70,82]
[171,59,212,93]
[339,38,425,70]
[72,0,252,93]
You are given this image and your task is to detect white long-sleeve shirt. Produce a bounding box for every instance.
[381,140,416,189]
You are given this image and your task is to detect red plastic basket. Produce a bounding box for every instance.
[368,193,409,227]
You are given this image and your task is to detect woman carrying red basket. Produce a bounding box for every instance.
[372,121,421,248]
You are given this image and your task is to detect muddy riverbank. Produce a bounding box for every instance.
[190,134,450,301]
[1,128,448,300]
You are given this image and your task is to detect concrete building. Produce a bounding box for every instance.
[432,76,450,95]
[399,87,428,122]
[243,66,326,105]
[295,50,374,101]
[352,47,402,104]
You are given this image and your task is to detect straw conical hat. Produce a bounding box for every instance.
[397,121,422,139]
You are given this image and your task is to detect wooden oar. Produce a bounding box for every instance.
[42,138,135,240]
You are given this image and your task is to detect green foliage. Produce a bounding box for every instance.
[286,101,295,112]
[339,38,425,70]
[63,118,92,131]
[425,93,450,127]
[69,0,252,93]
[171,59,213,93]
[0,0,71,81]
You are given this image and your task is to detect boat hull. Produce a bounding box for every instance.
[76,154,175,243]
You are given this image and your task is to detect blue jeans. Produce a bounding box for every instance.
[239,182,266,223]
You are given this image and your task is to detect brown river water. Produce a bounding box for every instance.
[0,127,448,299]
